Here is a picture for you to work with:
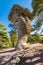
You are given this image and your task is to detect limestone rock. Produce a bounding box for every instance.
[8,4,33,50]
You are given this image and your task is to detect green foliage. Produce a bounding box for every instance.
[34,33,42,43]
[0,23,7,31]
[0,23,17,49]
[32,19,42,32]
[32,0,43,32]
[32,0,43,15]
[0,23,11,49]
[9,23,18,47]
[27,35,35,43]
[9,31,18,47]
[40,36,43,43]
[28,33,42,43]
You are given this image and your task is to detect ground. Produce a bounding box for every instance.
[0,43,43,65]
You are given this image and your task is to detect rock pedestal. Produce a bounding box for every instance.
[8,4,33,50]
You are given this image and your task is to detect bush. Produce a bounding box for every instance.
[27,33,42,43]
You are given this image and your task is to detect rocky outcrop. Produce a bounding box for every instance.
[0,44,43,65]
[8,4,33,50]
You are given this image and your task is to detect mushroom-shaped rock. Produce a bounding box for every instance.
[8,4,33,50]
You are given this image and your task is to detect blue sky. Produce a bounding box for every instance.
[0,0,43,34]
[0,0,33,32]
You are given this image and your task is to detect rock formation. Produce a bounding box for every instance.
[8,4,33,50]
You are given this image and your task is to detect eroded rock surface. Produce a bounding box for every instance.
[8,4,33,50]
[0,44,43,65]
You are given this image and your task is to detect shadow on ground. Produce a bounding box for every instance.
[0,49,15,54]
[0,48,43,65]
[16,49,43,65]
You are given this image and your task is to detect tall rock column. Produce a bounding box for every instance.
[8,5,33,50]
